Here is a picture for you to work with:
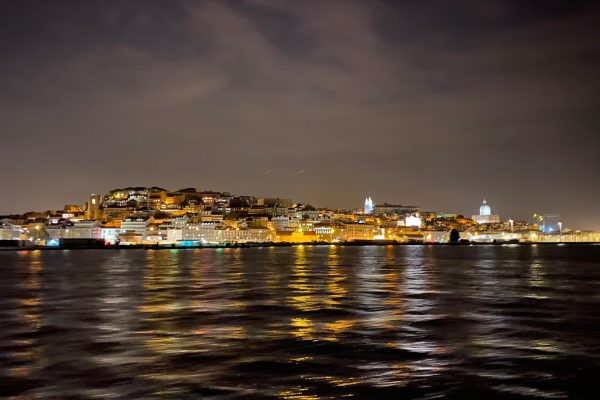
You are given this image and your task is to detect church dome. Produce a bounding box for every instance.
[479,199,491,216]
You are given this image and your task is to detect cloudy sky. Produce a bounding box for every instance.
[1,0,599,228]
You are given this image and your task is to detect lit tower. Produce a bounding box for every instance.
[364,197,374,214]
[87,194,103,220]
[480,198,491,216]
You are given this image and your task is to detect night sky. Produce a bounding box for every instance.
[1,1,599,228]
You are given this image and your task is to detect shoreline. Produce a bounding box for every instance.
[1,241,599,252]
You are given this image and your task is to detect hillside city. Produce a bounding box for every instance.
[1,186,599,247]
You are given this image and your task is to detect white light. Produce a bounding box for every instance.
[405,214,422,228]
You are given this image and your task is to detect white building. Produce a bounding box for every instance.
[405,213,422,228]
[0,220,22,240]
[121,217,153,236]
[100,227,123,244]
[182,222,220,243]
[271,216,293,231]
[466,231,522,243]
[472,199,500,224]
[47,220,102,240]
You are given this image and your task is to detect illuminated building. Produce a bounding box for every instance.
[121,217,154,236]
[471,199,500,224]
[200,212,223,222]
[0,219,22,240]
[466,231,522,243]
[541,214,561,234]
[405,213,422,228]
[46,220,102,240]
[271,216,295,231]
[86,194,103,220]
[118,231,143,245]
[64,204,84,213]
[5,183,598,246]
[342,223,377,241]
[424,231,450,243]
[220,228,273,243]
[373,202,419,216]
[99,227,123,244]
[183,221,220,242]
[275,230,318,243]
[480,199,491,216]
[364,197,374,214]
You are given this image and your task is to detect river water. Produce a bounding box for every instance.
[1,245,599,399]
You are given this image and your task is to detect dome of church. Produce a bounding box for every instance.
[479,199,491,216]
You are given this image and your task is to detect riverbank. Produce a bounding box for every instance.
[1,240,599,251]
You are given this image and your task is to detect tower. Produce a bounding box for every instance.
[87,194,103,220]
[479,198,491,216]
[364,197,374,214]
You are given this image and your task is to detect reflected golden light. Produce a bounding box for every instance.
[325,246,346,308]
[278,386,319,400]
[526,262,549,299]
[323,319,356,342]
[290,356,314,362]
[287,246,319,312]
[531,339,562,354]
[290,317,315,340]
[325,376,359,387]
[10,253,47,381]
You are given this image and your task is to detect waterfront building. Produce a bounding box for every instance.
[466,231,522,243]
[275,230,318,243]
[314,223,336,241]
[0,220,23,240]
[182,221,220,243]
[121,217,154,236]
[342,223,377,241]
[46,220,102,240]
[118,231,143,245]
[537,231,600,243]
[423,230,450,243]
[99,227,123,244]
[471,199,501,224]
[541,214,561,233]
[219,228,273,243]
[401,232,426,243]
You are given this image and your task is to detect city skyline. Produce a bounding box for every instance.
[1,1,600,229]
[0,184,576,233]
[0,184,594,230]
[5,184,597,247]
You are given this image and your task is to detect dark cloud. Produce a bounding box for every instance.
[1,0,599,229]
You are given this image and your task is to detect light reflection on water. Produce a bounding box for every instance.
[1,245,600,399]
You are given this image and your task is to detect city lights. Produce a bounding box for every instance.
[1,187,598,249]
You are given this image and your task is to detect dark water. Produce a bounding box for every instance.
[1,246,600,399]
